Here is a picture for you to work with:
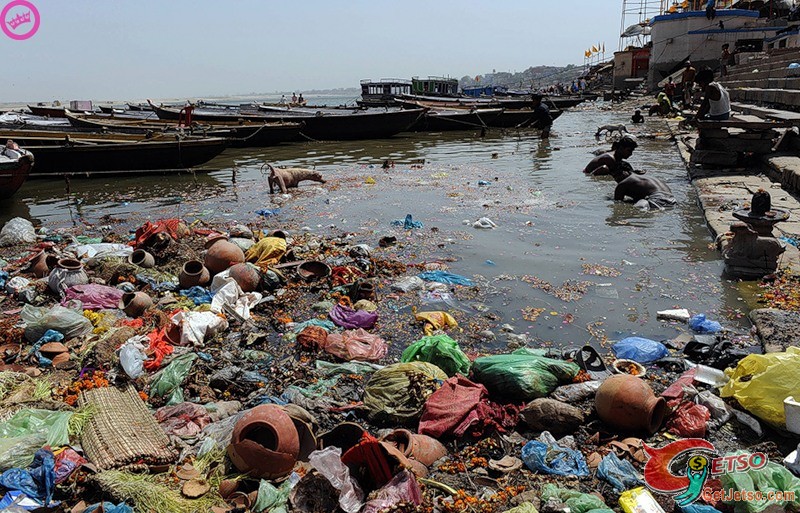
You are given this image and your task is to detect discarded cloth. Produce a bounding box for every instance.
[329,303,378,330]
[364,362,447,424]
[172,310,229,346]
[414,311,458,336]
[419,375,518,438]
[144,328,175,371]
[155,402,212,437]
[62,284,124,311]
[245,236,287,268]
[179,286,214,305]
[132,219,187,249]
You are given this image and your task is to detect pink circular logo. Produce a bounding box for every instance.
[1,0,40,40]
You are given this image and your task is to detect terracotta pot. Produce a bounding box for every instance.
[381,428,448,467]
[119,291,153,317]
[0,343,21,363]
[204,235,245,275]
[228,404,300,479]
[29,251,50,278]
[319,422,366,453]
[48,258,88,295]
[297,261,331,282]
[179,260,211,289]
[165,323,183,346]
[218,479,238,500]
[228,262,261,292]
[595,374,666,434]
[290,417,317,462]
[128,249,155,268]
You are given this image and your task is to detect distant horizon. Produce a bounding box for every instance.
[1,0,619,103]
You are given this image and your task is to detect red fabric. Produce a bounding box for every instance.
[341,433,394,488]
[330,266,365,287]
[419,375,519,438]
[666,399,711,437]
[143,327,174,371]
[131,219,186,248]
[661,368,697,399]
[119,318,144,329]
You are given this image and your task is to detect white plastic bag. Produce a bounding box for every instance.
[119,336,148,379]
[0,218,36,247]
[308,447,363,513]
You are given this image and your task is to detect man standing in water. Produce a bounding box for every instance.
[531,94,553,139]
[611,167,676,209]
[583,135,639,176]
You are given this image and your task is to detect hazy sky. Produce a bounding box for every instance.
[1,0,622,102]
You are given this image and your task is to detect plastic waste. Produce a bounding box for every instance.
[401,334,470,377]
[363,362,447,424]
[119,336,148,378]
[84,502,134,513]
[719,454,800,512]
[540,483,613,513]
[521,431,589,477]
[473,217,497,229]
[63,284,124,311]
[71,243,132,260]
[0,449,55,506]
[551,381,602,402]
[323,329,388,362]
[172,311,229,346]
[155,402,212,437]
[309,447,364,513]
[619,487,665,513]
[0,410,71,448]
[678,504,722,513]
[0,218,36,247]
[391,214,423,229]
[657,308,690,322]
[255,208,281,217]
[418,270,473,286]
[720,346,800,428]
[362,470,422,513]
[666,401,711,437]
[471,348,580,400]
[597,452,642,492]
[329,303,378,330]
[414,311,458,336]
[149,353,198,405]
[693,364,727,387]
[20,304,93,343]
[178,286,214,306]
[612,337,669,363]
[4,277,30,296]
[391,276,425,293]
[315,359,383,377]
[53,448,85,484]
[689,314,722,334]
[252,473,298,513]
[0,435,47,472]
[696,390,731,423]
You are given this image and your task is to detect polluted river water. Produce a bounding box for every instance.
[0,102,750,349]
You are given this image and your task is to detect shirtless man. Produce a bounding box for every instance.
[682,61,697,109]
[611,167,676,209]
[583,135,638,176]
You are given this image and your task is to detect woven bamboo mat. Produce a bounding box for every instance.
[79,384,175,470]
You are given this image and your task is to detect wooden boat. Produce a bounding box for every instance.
[398,94,584,111]
[27,105,67,118]
[64,111,303,148]
[399,100,563,130]
[150,104,426,141]
[0,143,34,199]
[0,130,227,177]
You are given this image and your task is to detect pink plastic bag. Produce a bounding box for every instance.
[324,329,388,362]
[666,400,711,437]
[62,284,124,310]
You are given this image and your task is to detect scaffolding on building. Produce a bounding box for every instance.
[619,0,667,51]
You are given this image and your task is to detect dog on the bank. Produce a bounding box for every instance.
[265,163,326,194]
[595,124,629,138]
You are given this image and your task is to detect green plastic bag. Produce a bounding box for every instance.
[0,409,72,447]
[21,304,93,342]
[471,348,580,400]
[720,346,800,428]
[253,478,293,513]
[401,334,470,377]
[149,353,197,405]
[540,484,613,513]
[363,362,447,424]
[501,503,539,513]
[0,434,48,471]
[719,453,800,513]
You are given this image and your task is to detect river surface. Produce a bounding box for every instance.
[0,101,749,348]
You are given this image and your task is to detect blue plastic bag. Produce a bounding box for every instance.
[0,449,55,506]
[391,214,423,229]
[612,337,668,363]
[597,452,642,492]
[689,314,722,334]
[521,439,589,477]
[418,271,473,286]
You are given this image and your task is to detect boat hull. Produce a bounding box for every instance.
[0,154,33,199]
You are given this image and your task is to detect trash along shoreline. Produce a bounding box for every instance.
[2,111,800,513]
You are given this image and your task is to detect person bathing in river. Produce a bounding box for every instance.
[583,135,641,176]
[631,109,644,124]
[530,94,552,139]
[610,166,676,210]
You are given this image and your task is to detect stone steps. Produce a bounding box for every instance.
[728,88,800,109]
[722,77,800,90]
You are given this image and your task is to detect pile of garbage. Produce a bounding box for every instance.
[0,215,799,513]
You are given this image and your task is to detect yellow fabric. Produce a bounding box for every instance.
[415,311,458,336]
[245,236,287,268]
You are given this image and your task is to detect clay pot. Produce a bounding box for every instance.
[29,251,50,278]
[0,343,21,363]
[39,342,69,367]
[179,260,210,289]
[204,235,245,275]
[128,249,155,268]
[165,323,183,346]
[228,404,300,479]
[119,291,153,317]
[218,479,238,500]
[381,428,448,467]
[48,258,89,295]
[228,262,261,292]
[297,261,331,282]
[318,422,366,453]
[595,374,666,434]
